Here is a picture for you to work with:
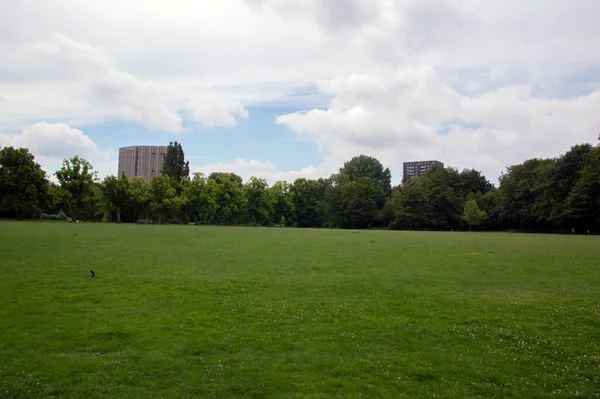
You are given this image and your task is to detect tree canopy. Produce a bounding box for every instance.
[163,141,190,186]
[54,156,98,220]
[0,146,49,219]
[2,140,599,233]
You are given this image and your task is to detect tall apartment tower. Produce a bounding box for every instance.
[117,145,168,182]
[402,160,444,183]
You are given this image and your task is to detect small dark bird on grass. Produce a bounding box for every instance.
[90,270,95,277]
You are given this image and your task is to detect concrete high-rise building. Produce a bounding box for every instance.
[402,160,444,183]
[117,145,168,182]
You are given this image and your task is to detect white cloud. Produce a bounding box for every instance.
[0,122,115,181]
[1,0,600,184]
[277,67,600,183]
[190,158,331,186]
[0,33,248,132]
[0,122,98,159]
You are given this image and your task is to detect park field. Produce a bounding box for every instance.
[0,222,599,398]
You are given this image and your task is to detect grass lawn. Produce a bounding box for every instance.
[0,221,599,398]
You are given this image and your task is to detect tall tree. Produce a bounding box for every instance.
[481,189,502,230]
[337,155,392,198]
[162,141,190,186]
[101,172,131,223]
[208,172,243,186]
[553,144,595,226]
[388,178,435,230]
[423,167,463,230]
[81,182,105,221]
[182,172,218,223]
[291,178,325,227]
[327,177,384,229]
[565,146,600,232]
[54,156,98,220]
[459,169,493,198]
[269,181,295,226]
[128,176,151,222]
[244,177,273,225]
[211,173,247,224]
[463,196,488,231]
[149,174,181,223]
[498,158,550,229]
[0,147,49,219]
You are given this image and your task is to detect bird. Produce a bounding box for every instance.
[90,270,95,278]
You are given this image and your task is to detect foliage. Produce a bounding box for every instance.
[162,141,190,186]
[337,154,392,198]
[2,141,599,232]
[211,173,247,224]
[0,146,49,219]
[462,196,487,230]
[327,177,384,229]
[208,171,243,186]
[388,178,434,230]
[564,145,600,231]
[101,172,130,223]
[269,181,295,226]
[149,174,182,223]
[290,178,327,227]
[244,177,273,225]
[182,172,218,223]
[128,176,150,222]
[54,156,98,220]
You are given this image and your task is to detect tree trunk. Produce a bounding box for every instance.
[117,207,121,223]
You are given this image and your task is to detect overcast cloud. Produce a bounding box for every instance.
[1,0,599,184]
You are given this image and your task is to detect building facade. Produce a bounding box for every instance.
[402,160,444,183]
[117,145,168,182]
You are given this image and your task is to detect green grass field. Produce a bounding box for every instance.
[1,221,599,398]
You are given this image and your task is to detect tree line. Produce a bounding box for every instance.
[1,141,598,232]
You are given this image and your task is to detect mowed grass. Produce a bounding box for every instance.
[0,222,599,398]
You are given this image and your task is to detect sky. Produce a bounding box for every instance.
[1,0,599,186]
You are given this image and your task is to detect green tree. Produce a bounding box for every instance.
[128,176,151,222]
[0,146,49,219]
[291,178,326,227]
[481,188,501,230]
[244,177,273,225]
[162,141,190,186]
[211,173,247,224]
[459,168,493,198]
[388,178,434,230]
[101,172,131,223]
[269,181,295,226]
[337,154,392,198]
[183,172,218,223]
[82,182,105,221]
[463,197,488,231]
[565,146,600,232]
[423,167,463,230]
[208,172,243,186]
[327,177,384,229]
[553,144,595,226]
[498,158,551,229]
[54,156,98,220]
[149,174,180,223]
